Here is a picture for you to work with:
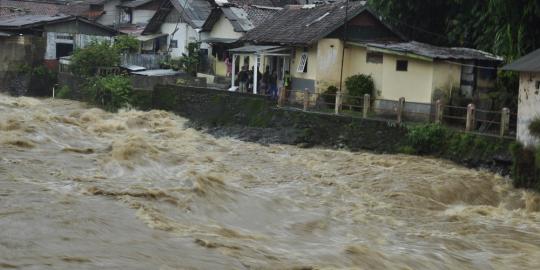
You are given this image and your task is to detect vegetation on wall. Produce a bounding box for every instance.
[401,123,508,168]
[528,117,540,138]
[84,75,132,112]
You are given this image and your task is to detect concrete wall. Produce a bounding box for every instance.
[517,72,540,147]
[0,36,45,94]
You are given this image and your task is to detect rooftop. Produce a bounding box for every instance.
[365,41,503,62]
[202,4,281,33]
[502,48,540,72]
[241,1,400,46]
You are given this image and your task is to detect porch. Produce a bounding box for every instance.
[229,45,292,94]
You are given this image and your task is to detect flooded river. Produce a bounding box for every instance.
[1,94,540,269]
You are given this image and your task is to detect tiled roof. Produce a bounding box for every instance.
[0,0,95,18]
[366,41,503,62]
[202,4,280,32]
[242,1,372,46]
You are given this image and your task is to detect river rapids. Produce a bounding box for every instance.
[1,94,540,269]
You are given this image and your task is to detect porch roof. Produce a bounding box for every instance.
[229,45,288,54]
[137,33,167,41]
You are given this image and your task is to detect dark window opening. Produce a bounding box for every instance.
[56,43,73,59]
[366,51,383,64]
[169,40,178,48]
[396,60,408,71]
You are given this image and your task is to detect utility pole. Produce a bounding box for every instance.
[338,0,350,98]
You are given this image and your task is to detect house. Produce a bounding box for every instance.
[237,1,502,112]
[0,14,117,94]
[0,15,118,69]
[0,0,106,21]
[200,0,282,76]
[142,0,212,57]
[118,0,161,25]
[502,48,540,146]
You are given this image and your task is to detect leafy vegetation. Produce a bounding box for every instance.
[114,35,139,53]
[56,85,71,99]
[160,42,201,75]
[84,75,132,111]
[345,74,374,108]
[405,124,447,154]
[70,41,120,77]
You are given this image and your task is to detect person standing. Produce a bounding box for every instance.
[224,56,232,77]
[238,66,248,93]
[269,70,278,99]
[262,66,270,95]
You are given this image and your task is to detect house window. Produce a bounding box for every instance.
[169,40,178,48]
[366,52,383,64]
[396,60,408,71]
[297,52,308,73]
[56,43,73,59]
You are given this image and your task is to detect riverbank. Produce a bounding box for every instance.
[151,85,514,176]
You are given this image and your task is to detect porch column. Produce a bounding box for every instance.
[231,54,237,89]
[254,55,259,94]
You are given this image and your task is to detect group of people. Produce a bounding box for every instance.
[225,57,292,98]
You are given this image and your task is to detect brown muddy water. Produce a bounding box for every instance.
[1,94,540,270]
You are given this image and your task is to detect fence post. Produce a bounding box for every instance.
[303,88,310,111]
[278,87,286,107]
[465,103,476,132]
[500,107,510,137]
[397,97,405,124]
[335,91,342,115]
[435,99,443,124]
[363,94,370,118]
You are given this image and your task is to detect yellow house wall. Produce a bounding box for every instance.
[315,38,343,93]
[380,54,434,103]
[209,14,243,40]
[432,61,461,99]
[344,46,383,97]
[291,45,317,83]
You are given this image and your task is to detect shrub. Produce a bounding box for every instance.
[114,35,139,53]
[528,117,540,138]
[345,74,374,107]
[71,41,120,77]
[85,75,132,111]
[405,123,447,154]
[320,85,338,109]
[56,85,71,99]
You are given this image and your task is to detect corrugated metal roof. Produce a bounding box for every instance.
[502,48,540,72]
[365,41,503,62]
[0,14,70,27]
[119,0,154,8]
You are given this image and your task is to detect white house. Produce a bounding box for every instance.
[503,48,540,146]
[141,0,212,57]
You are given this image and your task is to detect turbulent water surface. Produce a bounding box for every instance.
[1,94,540,270]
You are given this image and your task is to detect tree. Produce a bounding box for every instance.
[70,41,120,77]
